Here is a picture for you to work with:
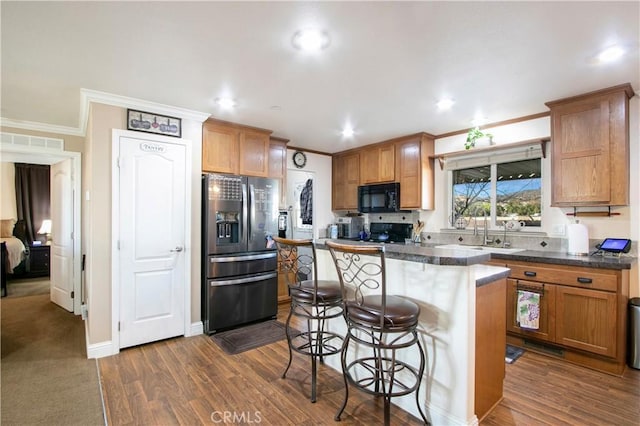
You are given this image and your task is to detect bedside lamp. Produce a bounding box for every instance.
[38,219,52,244]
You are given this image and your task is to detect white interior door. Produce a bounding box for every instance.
[118,135,187,349]
[50,159,74,311]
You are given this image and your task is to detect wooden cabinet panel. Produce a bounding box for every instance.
[506,278,556,342]
[555,285,617,357]
[202,119,273,177]
[359,144,395,184]
[508,262,617,292]
[396,134,434,210]
[547,84,633,206]
[269,138,288,209]
[332,152,359,210]
[239,130,270,177]
[203,124,239,173]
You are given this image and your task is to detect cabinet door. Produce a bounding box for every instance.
[549,86,631,206]
[555,286,617,357]
[332,153,359,210]
[202,124,239,173]
[397,139,422,209]
[239,130,270,177]
[506,278,556,342]
[268,139,287,209]
[360,144,395,184]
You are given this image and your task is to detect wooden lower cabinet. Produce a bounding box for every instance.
[504,259,628,375]
[506,278,556,342]
[475,277,506,421]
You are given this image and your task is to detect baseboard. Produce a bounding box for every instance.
[189,321,203,336]
[87,340,117,359]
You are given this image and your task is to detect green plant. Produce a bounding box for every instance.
[464,127,493,150]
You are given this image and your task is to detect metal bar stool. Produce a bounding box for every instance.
[326,240,429,425]
[274,237,344,403]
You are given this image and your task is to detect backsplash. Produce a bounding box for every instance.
[419,230,638,257]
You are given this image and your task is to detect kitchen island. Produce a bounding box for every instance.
[314,239,510,425]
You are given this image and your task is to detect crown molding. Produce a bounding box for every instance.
[79,89,210,135]
[2,89,211,138]
[0,117,84,137]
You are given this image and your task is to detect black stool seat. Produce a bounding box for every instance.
[290,280,342,303]
[346,295,420,329]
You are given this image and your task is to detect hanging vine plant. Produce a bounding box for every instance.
[465,127,493,150]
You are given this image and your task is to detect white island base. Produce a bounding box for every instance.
[315,248,508,425]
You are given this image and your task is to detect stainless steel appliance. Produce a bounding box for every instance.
[358,182,405,213]
[201,173,279,334]
[368,222,413,243]
[336,216,365,239]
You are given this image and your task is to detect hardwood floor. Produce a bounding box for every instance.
[99,304,640,425]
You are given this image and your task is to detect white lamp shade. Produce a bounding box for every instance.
[38,219,52,234]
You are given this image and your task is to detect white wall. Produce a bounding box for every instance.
[286,149,332,240]
[0,162,17,219]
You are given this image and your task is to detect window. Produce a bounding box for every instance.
[451,158,542,229]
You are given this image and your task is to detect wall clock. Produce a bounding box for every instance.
[293,151,307,168]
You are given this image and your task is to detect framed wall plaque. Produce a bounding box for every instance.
[127,109,182,138]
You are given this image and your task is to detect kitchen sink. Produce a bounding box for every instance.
[434,244,526,254]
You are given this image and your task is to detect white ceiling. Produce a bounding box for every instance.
[1,1,638,153]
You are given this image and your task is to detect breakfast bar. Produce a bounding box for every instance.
[314,239,511,425]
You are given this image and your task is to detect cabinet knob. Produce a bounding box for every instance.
[170,246,184,253]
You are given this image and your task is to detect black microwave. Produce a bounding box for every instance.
[358,183,404,213]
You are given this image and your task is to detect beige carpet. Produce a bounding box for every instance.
[4,277,50,298]
[1,293,105,425]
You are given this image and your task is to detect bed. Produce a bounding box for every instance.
[1,219,30,297]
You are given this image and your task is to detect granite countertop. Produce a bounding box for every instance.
[489,249,636,270]
[316,238,636,270]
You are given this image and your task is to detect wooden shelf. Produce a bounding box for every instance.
[432,138,550,170]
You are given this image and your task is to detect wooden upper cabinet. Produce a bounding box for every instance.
[332,152,359,210]
[269,137,289,209]
[359,143,395,184]
[202,122,240,174]
[202,118,273,177]
[396,133,435,210]
[546,84,634,206]
[239,129,270,177]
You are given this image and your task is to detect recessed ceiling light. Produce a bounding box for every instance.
[292,29,330,52]
[597,45,625,63]
[436,98,455,110]
[342,126,354,138]
[216,97,236,109]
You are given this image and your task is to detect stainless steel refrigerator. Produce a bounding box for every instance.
[201,173,279,334]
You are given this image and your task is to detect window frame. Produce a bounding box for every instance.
[445,145,543,231]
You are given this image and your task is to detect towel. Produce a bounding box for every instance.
[517,290,540,330]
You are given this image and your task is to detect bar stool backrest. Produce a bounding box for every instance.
[326,241,387,329]
[273,237,319,303]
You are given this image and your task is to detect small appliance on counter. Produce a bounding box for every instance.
[336,216,365,239]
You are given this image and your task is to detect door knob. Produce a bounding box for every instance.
[170,246,184,252]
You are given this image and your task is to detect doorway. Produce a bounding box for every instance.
[286,169,315,240]
[0,139,82,314]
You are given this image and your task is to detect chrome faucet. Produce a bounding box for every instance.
[474,208,494,246]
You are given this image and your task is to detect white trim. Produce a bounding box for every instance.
[86,340,117,359]
[189,321,204,337]
[81,89,210,136]
[0,117,84,137]
[0,143,83,316]
[1,89,210,137]
[111,129,192,354]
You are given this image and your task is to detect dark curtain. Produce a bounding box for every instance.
[14,163,50,244]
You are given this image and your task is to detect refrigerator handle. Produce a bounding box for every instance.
[242,183,248,246]
[248,183,255,243]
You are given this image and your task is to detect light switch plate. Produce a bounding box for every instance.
[552,224,565,235]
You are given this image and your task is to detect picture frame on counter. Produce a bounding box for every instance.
[127,109,182,138]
